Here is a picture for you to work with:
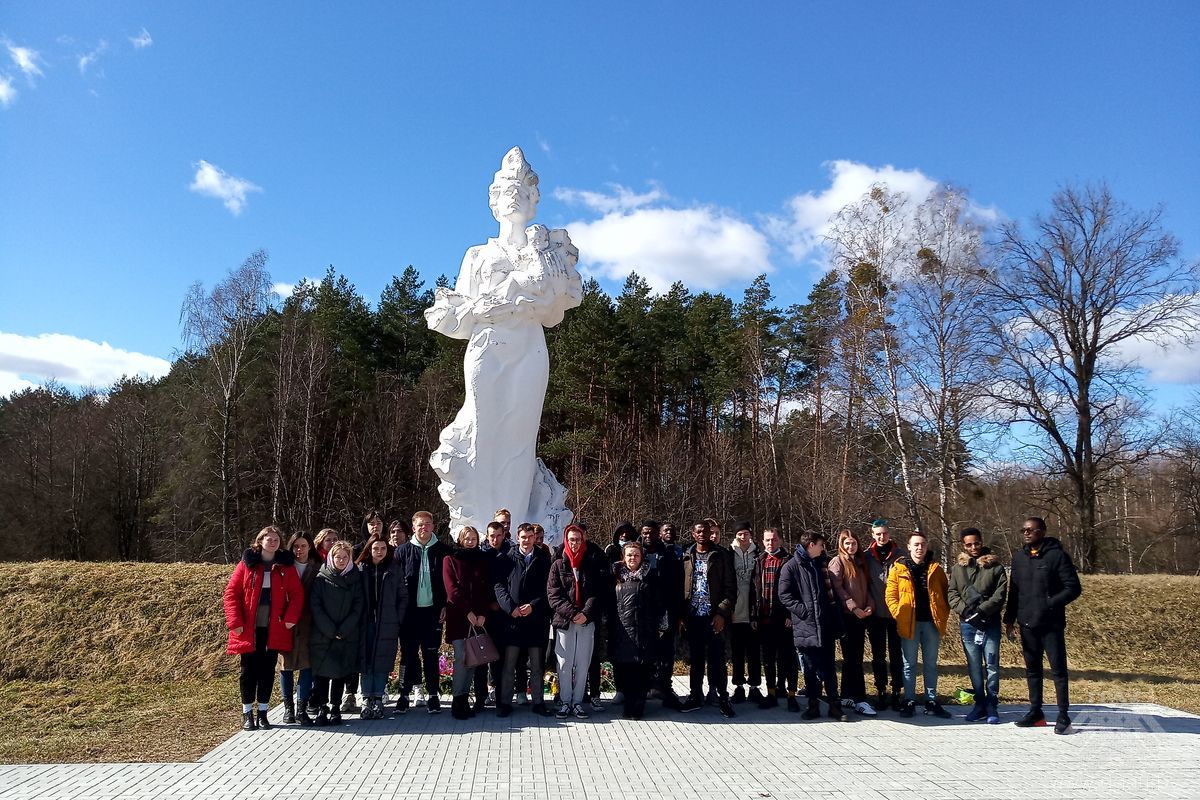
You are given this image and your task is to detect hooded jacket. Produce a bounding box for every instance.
[223,548,303,655]
[885,556,950,639]
[730,541,759,624]
[359,553,408,676]
[777,550,844,648]
[1002,536,1082,630]
[547,546,606,629]
[947,548,1008,627]
[309,562,364,679]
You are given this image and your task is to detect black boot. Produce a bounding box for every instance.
[257,707,273,730]
[297,705,314,726]
[315,705,330,726]
[241,710,257,731]
[451,695,471,720]
[282,698,296,724]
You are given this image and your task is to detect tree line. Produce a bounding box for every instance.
[1,183,1197,573]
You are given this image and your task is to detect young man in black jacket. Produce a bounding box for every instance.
[394,511,451,714]
[679,520,737,718]
[1003,516,1082,734]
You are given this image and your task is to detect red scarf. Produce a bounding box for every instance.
[564,542,586,608]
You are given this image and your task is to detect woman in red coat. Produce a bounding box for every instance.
[443,526,496,719]
[224,525,304,731]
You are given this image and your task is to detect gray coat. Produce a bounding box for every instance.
[863,541,901,619]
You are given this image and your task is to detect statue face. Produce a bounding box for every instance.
[490,175,538,226]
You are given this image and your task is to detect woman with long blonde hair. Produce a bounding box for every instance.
[827,529,877,716]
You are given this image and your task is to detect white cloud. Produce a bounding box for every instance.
[565,203,771,293]
[535,133,551,154]
[189,160,263,216]
[0,332,172,398]
[129,28,153,49]
[767,160,940,263]
[0,74,15,108]
[4,39,44,81]
[1112,302,1200,385]
[78,40,108,74]
[271,282,296,298]
[556,182,667,215]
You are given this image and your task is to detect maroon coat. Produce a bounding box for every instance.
[442,547,496,642]
[224,548,304,654]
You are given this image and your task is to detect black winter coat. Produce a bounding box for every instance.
[1003,536,1082,630]
[547,552,605,630]
[359,556,408,676]
[396,538,451,618]
[493,548,552,648]
[642,543,684,623]
[309,565,364,679]
[553,539,614,615]
[778,552,844,648]
[610,565,664,664]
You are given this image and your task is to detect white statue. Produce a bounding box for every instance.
[424,147,582,545]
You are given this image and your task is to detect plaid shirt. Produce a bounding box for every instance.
[758,549,787,619]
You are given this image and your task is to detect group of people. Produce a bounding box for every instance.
[223,510,1082,734]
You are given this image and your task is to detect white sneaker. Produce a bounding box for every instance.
[415,687,428,706]
[854,701,878,716]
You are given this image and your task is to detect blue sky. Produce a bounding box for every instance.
[1,2,1198,405]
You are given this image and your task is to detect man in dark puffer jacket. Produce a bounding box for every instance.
[1003,516,1082,734]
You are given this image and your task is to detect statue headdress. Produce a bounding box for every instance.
[493,146,538,188]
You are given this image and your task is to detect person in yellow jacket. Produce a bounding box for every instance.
[885,531,951,719]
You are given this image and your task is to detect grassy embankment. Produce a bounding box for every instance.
[0,562,1196,764]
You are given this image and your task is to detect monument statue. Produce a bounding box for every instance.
[424,147,583,545]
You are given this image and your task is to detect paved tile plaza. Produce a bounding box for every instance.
[1,684,1197,800]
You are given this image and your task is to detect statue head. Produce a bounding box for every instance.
[488,146,540,226]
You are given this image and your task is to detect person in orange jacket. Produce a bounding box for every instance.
[885,530,950,719]
[223,525,304,731]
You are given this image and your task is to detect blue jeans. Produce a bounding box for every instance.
[360,671,388,697]
[900,620,941,702]
[279,668,313,702]
[960,620,1001,703]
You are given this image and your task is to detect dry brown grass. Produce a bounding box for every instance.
[0,563,1196,764]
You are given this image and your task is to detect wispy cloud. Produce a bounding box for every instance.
[535,133,551,154]
[189,160,263,216]
[0,74,15,108]
[555,182,667,215]
[129,27,153,49]
[78,40,108,74]
[4,38,44,81]
[561,183,771,292]
[0,331,172,397]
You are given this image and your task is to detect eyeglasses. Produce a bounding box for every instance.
[1021,527,1039,533]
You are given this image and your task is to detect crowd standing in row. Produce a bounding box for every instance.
[223,511,1082,733]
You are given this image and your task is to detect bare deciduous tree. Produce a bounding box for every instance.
[987,184,1198,571]
[180,250,273,562]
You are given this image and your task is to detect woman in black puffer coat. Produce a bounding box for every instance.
[309,541,364,726]
[611,541,667,719]
[359,539,408,720]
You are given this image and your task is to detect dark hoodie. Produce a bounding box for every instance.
[1003,537,1082,630]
